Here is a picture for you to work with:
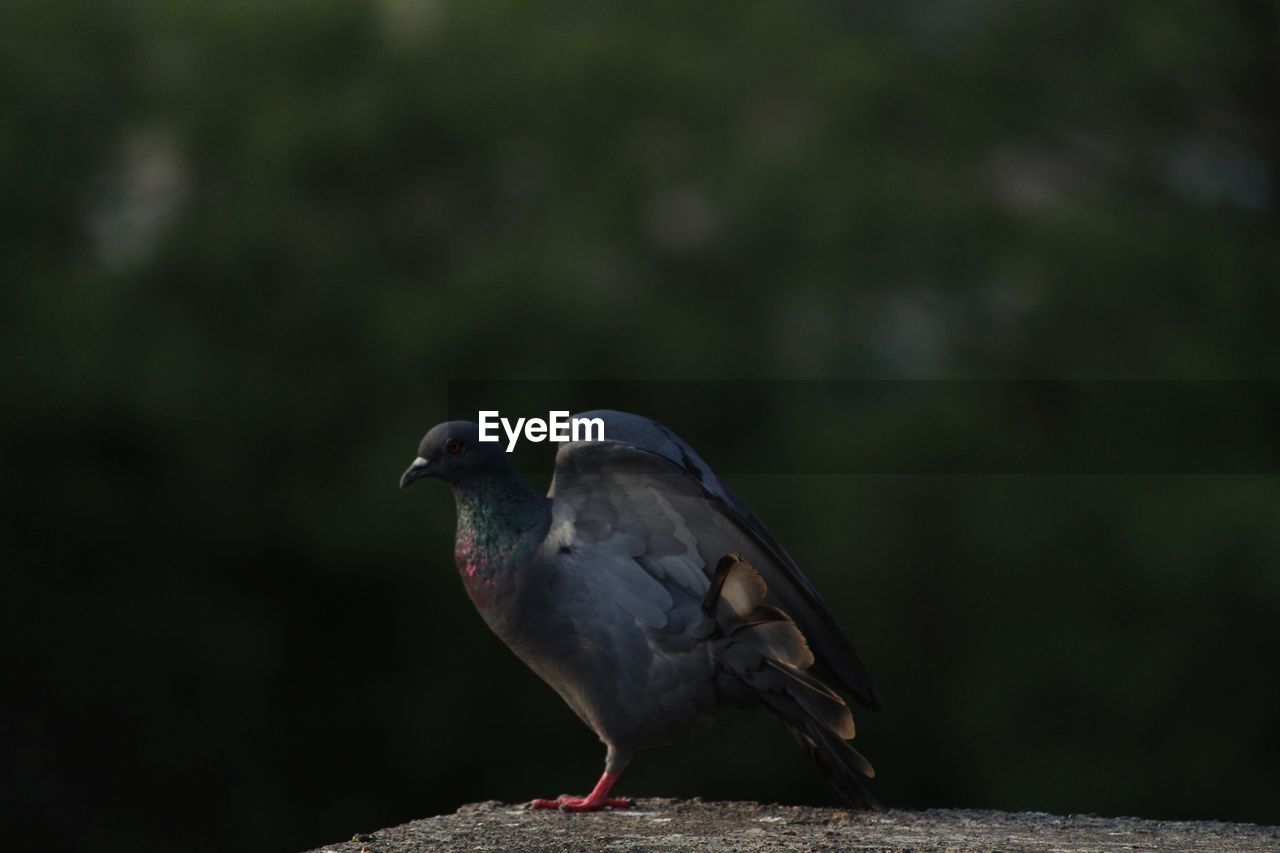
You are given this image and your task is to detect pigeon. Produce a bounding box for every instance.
[400,410,881,811]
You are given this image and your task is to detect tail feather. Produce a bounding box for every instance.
[763,658,855,739]
[799,719,880,809]
[706,553,878,810]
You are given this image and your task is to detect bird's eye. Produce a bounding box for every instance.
[446,440,463,455]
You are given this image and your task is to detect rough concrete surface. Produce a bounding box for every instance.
[307,799,1280,852]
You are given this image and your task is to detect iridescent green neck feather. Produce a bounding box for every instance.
[452,472,550,583]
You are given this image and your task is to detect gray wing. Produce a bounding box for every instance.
[558,411,882,711]
[537,461,721,748]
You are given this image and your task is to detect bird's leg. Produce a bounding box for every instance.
[530,770,633,811]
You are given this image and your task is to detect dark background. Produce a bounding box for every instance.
[5,2,1280,851]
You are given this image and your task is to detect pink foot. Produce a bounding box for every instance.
[529,794,633,812]
[529,771,632,812]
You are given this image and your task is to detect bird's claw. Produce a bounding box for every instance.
[529,794,634,812]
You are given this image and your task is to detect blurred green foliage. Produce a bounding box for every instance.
[4,1,1279,851]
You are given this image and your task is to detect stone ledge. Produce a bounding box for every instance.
[307,798,1280,852]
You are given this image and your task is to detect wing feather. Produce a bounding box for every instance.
[553,419,882,711]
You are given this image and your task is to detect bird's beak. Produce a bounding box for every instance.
[400,456,431,489]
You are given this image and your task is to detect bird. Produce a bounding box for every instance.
[399,409,881,812]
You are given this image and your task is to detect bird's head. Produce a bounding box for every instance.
[399,420,511,488]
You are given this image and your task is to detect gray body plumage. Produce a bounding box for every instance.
[560,411,882,712]
[402,411,879,806]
